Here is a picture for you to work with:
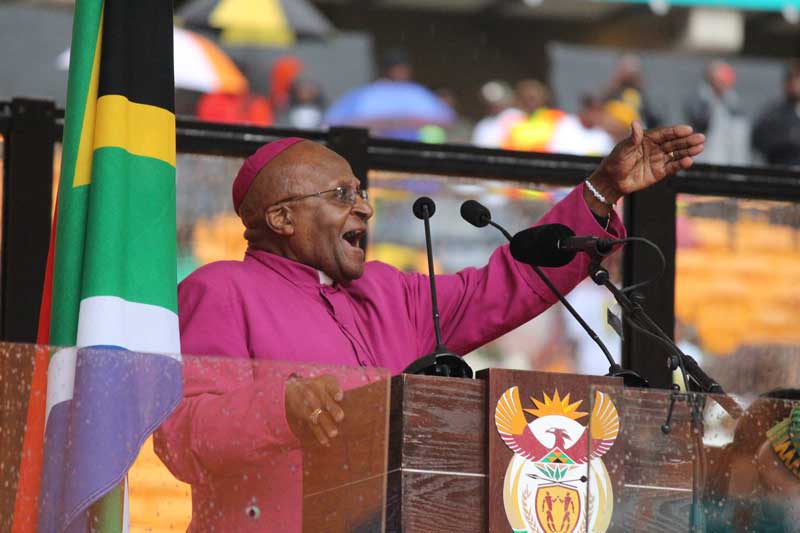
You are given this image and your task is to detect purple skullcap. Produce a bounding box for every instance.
[232,137,306,214]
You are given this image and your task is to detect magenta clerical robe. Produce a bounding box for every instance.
[154,184,625,531]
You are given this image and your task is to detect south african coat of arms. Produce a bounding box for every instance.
[495,387,619,533]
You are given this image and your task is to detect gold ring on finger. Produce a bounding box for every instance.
[669,151,676,161]
[310,407,323,425]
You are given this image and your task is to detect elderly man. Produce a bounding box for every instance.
[155,123,704,531]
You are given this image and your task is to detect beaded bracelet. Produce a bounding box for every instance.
[584,179,616,207]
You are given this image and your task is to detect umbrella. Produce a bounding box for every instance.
[57,27,248,95]
[325,80,455,130]
[177,0,334,47]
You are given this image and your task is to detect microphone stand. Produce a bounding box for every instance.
[403,200,473,378]
[587,258,742,533]
[485,220,647,388]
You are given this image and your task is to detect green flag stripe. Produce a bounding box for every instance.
[80,147,177,313]
[50,0,103,347]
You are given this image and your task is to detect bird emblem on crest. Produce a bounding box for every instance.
[495,387,619,533]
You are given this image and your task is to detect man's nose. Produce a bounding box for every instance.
[353,195,374,220]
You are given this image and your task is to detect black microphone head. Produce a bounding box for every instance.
[412,196,436,219]
[510,224,576,267]
[460,200,491,228]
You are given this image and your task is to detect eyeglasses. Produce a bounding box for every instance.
[268,185,369,209]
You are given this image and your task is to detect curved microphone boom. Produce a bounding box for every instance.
[403,197,473,378]
[461,200,647,387]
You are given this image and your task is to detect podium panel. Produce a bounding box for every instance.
[4,341,798,532]
[1,344,391,532]
[590,387,800,533]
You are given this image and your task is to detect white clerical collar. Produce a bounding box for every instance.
[318,270,334,286]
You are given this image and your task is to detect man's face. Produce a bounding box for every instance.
[286,149,373,283]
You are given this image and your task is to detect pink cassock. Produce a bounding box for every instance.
[154,185,625,531]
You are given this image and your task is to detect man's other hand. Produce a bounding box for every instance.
[285,375,344,447]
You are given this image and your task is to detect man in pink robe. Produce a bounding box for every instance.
[155,124,704,531]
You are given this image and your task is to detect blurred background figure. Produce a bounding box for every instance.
[422,88,472,144]
[504,79,565,152]
[548,94,614,156]
[471,80,523,148]
[325,47,454,140]
[602,54,661,128]
[685,60,750,166]
[195,90,272,126]
[602,97,640,143]
[381,47,413,82]
[269,55,305,120]
[753,60,800,167]
[279,78,326,129]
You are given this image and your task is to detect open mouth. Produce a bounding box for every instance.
[342,229,365,248]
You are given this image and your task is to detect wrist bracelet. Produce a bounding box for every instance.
[584,179,616,207]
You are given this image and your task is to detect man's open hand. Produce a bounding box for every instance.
[585,122,706,215]
[285,375,344,447]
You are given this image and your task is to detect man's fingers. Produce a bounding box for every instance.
[315,382,345,423]
[664,157,695,175]
[309,422,330,447]
[630,121,644,145]
[299,388,339,444]
[322,375,344,402]
[666,144,704,162]
[661,133,706,153]
[646,124,694,144]
[316,411,339,440]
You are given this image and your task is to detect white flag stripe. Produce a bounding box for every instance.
[44,347,78,424]
[76,295,181,357]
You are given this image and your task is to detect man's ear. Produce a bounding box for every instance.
[265,205,295,236]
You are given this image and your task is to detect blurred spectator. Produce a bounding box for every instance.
[504,79,565,152]
[471,80,524,148]
[381,47,413,82]
[325,47,453,141]
[548,94,614,156]
[704,390,800,531]
[602,98,640,143]
[752,60,800,167]
[278,78,325,129]
[603,54,661,128]
[269,55,304,116]
[195,91,272,126]
[685,61,750,165]
[430,88,472,144]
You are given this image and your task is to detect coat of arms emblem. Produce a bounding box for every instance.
[495,387,619,533]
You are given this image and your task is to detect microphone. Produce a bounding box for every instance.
[413,196,436,219]
[510,225,575,267]
[403,197,473,378]
[509,224,616,268]
[460,200,490,227]
[461,200,647,387]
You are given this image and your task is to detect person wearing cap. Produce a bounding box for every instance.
[155,124,705,531]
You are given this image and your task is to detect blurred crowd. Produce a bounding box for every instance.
[192,49,800,167]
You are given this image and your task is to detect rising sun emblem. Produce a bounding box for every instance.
[495,388,619,533]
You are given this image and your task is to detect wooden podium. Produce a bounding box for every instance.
[305,370,702,532]
[386,371,626,532]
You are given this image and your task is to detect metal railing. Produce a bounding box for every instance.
[3,97,800,387]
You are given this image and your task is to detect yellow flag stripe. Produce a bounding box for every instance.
[72,11,104,188]
[94,95,176,167]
